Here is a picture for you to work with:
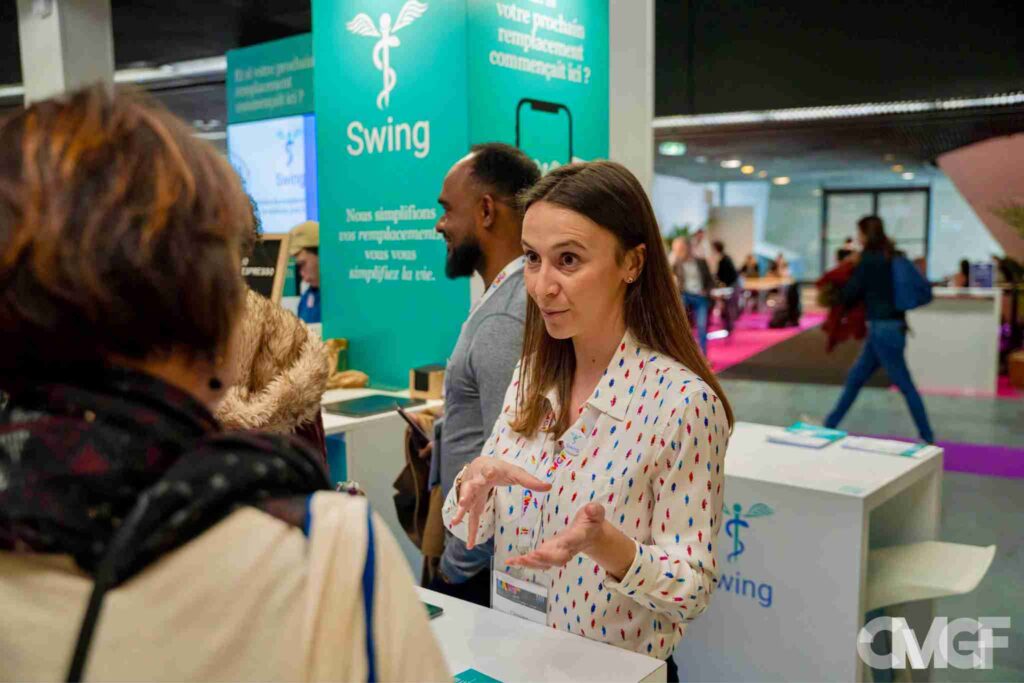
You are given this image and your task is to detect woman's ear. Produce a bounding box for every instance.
[627,244,647,282]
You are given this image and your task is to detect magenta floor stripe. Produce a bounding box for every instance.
[865,434,1024,479]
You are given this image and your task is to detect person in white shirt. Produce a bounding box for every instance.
[442,161,734,682]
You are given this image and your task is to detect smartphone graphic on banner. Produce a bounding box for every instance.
[515,98,573,173]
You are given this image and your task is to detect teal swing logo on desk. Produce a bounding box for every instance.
[724,503,774,562]
[720,502,776,608]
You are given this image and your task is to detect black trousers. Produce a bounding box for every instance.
[666,654,679,682]
[426,568,491,608]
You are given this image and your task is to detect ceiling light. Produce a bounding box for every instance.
[652,91,1024,129]
[757,170,768,178]
[741,165,755,175]
[658,141,687,157]
[772,177,791,186]
[721,159,742,169]
[902,172,915,180]
[891,164,904,172]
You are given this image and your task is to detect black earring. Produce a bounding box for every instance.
[208,377,223,391]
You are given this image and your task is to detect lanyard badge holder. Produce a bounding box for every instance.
[490,437,579,626]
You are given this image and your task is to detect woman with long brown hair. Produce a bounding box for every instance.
[442,161,732,681]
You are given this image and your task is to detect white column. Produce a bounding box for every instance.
[608,0,654,193]
[16,0,114,105]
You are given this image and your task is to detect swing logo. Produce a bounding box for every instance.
[343,1,433,160]
[724,502,773,562]
[345,1,428,110]
[717,502,775,608]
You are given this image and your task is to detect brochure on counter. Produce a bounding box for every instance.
[766,422,847,449]
[841,436,928,458]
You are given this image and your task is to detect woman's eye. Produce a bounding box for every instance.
[525,251,540,264]
[560,253,578,267]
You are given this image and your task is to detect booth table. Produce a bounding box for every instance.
[674,422,943,683]
[418,587,667,682]
[905,287,1001,396]
[321,387,442,568]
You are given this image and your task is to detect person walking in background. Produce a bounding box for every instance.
[671,237,715,356]
[713,240,740,334]
[824,216,935,443]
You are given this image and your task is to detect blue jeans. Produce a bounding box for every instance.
[683,293,711,356]
[825,320,935,443]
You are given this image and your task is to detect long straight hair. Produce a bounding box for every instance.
[858,215,895,257]
[511,161,734,438]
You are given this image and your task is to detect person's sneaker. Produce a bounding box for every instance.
[799,414,824,427]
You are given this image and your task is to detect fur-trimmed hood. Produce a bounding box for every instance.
[215,289,329,433]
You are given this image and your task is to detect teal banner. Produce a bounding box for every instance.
[314,0,608,388]
[467,0,609,170]
[315,0,470,388]
[227,34,315,124]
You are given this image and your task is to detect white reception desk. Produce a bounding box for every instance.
[674,422,942,683]
[905,287,1001,396]
[419,587,666,682]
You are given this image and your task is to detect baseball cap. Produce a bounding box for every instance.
[288,221,319,256]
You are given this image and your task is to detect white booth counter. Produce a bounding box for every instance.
[321,387,441,567]
[674,422,942,683]
[906,287,1001,396]
[420,587,666,683]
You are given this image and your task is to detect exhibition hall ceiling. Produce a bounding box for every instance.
[655,0,1024,117]
[0,1,1021,171]
[655,105,1024,183]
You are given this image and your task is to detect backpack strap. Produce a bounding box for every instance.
[362,507,378,683]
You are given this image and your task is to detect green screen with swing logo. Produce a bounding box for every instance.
[467,0,609,171]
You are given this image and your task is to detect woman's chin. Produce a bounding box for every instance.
[542,319,574,340]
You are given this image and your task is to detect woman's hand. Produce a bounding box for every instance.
[507,503,638,580]
[451,456,551,549]
[506,502,606,570]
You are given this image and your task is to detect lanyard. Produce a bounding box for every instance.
[467,257,525,324]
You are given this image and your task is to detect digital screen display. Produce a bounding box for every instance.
[227,113,318,233]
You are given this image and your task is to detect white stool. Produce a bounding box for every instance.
[863,541,996,682]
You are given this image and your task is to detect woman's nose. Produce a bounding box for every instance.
[531,264,560,299]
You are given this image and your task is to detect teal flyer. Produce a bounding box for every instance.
[314,0,471,388]
[455,669,503,683]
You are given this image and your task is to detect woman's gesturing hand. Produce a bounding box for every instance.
[506,502,606,570]
[451,456,551,549]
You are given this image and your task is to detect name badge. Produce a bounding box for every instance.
[491,569,548,625]
[563,429,586,457]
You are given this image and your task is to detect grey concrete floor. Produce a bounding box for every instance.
[721,379,1023,683]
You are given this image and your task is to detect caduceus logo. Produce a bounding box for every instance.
[724,503,773,562]
[346,1,429,110]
